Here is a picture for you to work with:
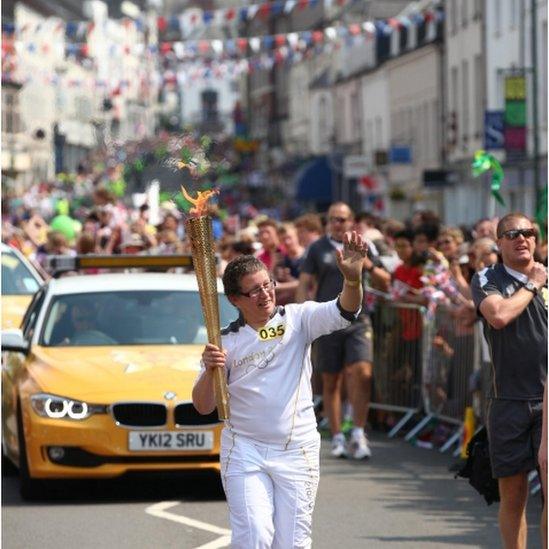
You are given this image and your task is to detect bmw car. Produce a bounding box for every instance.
[1,255,234,498]
[1,242,44,329]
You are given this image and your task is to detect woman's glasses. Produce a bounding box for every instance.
[239,280,277,299]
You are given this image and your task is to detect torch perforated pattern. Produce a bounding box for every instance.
[186,217,222,348]
[186,216,229,418]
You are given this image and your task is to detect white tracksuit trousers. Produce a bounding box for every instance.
[220,431,320,549]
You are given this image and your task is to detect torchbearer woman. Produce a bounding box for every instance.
[193,230,367,549]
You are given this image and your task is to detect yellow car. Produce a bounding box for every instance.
[1,242,44,329]
[1,255,234,499]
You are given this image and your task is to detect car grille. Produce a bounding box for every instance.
[112,403,167,427]
[45,447,219,467]
[175,402,221,426]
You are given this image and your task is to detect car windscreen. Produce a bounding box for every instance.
[41,290,237,346]
[1,252,41,295]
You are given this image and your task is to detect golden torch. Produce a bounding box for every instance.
[181,186,229,419]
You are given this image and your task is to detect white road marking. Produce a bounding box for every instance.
[193,535,231,549]
[145,501,231,548]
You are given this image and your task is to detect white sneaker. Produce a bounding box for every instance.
[348,430,371,460]
[330,433,347,458]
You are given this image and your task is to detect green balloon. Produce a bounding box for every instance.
[50,215,77,242]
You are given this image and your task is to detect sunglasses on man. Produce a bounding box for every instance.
[498,228,537,240]
[328,216,351,224]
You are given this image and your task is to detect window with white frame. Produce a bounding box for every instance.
[474,54,483,137]
[407,107,414,143]
[542,21,548,126]
[509,0,517,28]
[449,0,457,35]
[462,60,469,143]
[74,96,92,121]
[366,120,373,155]
[421,103,427,162]
[319,95,328,148]
[413,106,421,161]
[451,65,459,146]
[335,91,344,143]
[2,89,21,134]
[494,0,502,34]
[425,102,430,161]
[375,116,382,148]
[351,90,361,143]
[432,99,440,159]
[473,0,482,19]
[397,109,405,142]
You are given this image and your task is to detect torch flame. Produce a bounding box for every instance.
[181,186,219,216]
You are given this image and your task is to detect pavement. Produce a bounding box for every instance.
[314,431,543,548]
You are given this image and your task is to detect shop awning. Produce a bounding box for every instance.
[295,156,333,204]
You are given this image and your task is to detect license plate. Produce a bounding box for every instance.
[128,431,214,451]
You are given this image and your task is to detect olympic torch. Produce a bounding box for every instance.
[182,186,229,419]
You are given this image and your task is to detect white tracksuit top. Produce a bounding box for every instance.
[213,298,356,448]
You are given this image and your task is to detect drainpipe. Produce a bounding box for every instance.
[530,0,540,213]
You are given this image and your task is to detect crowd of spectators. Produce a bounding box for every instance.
[4,175,547,318]
[3,178,548,434]
[11,187,546,276]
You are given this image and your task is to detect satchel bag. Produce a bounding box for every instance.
[455,426,500,505]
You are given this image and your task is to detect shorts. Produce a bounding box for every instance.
[486,398,543,478]
[312,316,373,374]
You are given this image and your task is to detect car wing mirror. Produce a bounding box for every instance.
[1,329,30,355]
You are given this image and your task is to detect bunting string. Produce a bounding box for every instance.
[2,0,355,38]
[4,10,442,60]
[2,6,443,88]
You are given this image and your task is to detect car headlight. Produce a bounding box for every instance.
[31,393,106,420]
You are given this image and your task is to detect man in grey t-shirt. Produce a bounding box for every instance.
[471,212,547,549]
[296,202,390,459]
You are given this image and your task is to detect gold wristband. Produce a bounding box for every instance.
[344,278,361,287]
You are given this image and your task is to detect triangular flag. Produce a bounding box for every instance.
[247,5,259,20]
[258,3,271,19]
[284,1,297,14]
[250,37,261,52]
[157,16,167,32]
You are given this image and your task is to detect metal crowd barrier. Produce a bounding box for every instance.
[369,301,427,438]
[369,299,541,496]
[420,304,482,454]
[422,304,476,423]
[370,301,485,450]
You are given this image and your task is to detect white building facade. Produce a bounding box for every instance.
[2,0,160,191]
[358,67,391,214]
[386,42,444,220]
[441,0,485,224]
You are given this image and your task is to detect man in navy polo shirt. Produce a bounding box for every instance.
[471,212,547,549]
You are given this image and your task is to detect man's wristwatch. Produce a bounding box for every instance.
[524,280,538,295]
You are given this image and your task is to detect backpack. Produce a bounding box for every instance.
[455,426,500,505]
